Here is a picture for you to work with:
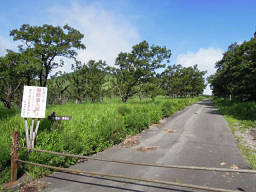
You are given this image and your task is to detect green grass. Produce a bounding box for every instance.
[213,98,256,169]
[0,96,204,185]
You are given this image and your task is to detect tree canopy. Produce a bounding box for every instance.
[10,24,86,86]
[209,33,256,101]
[161,64,206,98]
[71,60,108,102]
[0,23,208,108]
[112,40,171,102]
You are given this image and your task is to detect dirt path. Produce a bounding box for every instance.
[42,100,256,192]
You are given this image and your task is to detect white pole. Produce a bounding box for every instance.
[24,118,30,148]
[32,119,40,148]
[30,118,34,147]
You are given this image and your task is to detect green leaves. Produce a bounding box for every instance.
[113,40,171,102]
[70,60,108,102]
[10,24,86,86]
[0,24,86,108]
[161,64,206,97]
[210,33,256,101]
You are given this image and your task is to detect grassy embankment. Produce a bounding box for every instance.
[0,96,204,185]
[213,98,256,169]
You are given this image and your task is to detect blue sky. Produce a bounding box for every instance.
[0,0,256,94]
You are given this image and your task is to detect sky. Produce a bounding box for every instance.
[0,0,256,94]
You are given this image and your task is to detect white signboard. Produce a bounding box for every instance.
[21,86,47,118]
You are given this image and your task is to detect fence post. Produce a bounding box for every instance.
[11,131,19,183]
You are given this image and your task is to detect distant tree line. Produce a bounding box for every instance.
[0,24,206,108]
[208,33,256,101]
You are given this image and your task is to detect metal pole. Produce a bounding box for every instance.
[21,147,256,174]
[11,131,19,182]
[17,159,240,192]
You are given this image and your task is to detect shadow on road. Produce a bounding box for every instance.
[197,100,222,115]
[46,172,195,192]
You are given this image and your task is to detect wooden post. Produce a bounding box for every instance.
[11,131,19,182]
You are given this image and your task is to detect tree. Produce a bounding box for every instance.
[71,60,108,102]
[47,72,70,104]
[140,76,163,101]
[161,64,183,97]
[181,65,206,97]
[113,40,171,102]
[190,65,207,96]
[0,51,24,108]
[210,33,256,101]
[161,64,206,98]
[10,24,86,86]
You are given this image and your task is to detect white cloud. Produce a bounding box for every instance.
[176,48,223,95]
[0,36,14,56]
[48,2,140,72]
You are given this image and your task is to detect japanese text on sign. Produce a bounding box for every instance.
[21,86,47,118]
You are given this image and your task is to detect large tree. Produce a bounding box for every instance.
[71,60,108,102]
[10,24,86,86]
[161,64,206,98]
[209,33,256,101]
[112,40,171,102]
[47,72,70,104]
[161,64,183,97]
[139,75,163,101]
[0,51,25,108]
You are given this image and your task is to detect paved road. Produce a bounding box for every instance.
[43,100,256,192]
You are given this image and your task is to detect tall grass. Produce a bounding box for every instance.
[213,98,256,121]
[0,96,204,184]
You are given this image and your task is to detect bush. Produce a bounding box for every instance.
[148,107,162,124]
[125,112,150,133]
[214,98,256,121]
[161,101,174,117]
[117,105,131,116]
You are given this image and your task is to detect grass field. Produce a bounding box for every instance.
[213,98,256,170]
[0,96,204,185]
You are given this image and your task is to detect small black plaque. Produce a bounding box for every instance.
[48,112,72,121]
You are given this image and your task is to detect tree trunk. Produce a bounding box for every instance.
[2,99,11,109]
[58,94,62,104]
[121,95,129,103]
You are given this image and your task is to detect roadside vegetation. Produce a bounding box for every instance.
[213,98,256,170]
[0,96,204,184]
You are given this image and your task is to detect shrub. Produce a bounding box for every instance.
[125,112,150,133]
[148,107,162,124]
[117,105,131,116]
[161,101,174,117]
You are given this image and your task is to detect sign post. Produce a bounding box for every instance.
[48,112,72,121]
[21,86,47,148]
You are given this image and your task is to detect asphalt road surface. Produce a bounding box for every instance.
[43,100,256,192]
